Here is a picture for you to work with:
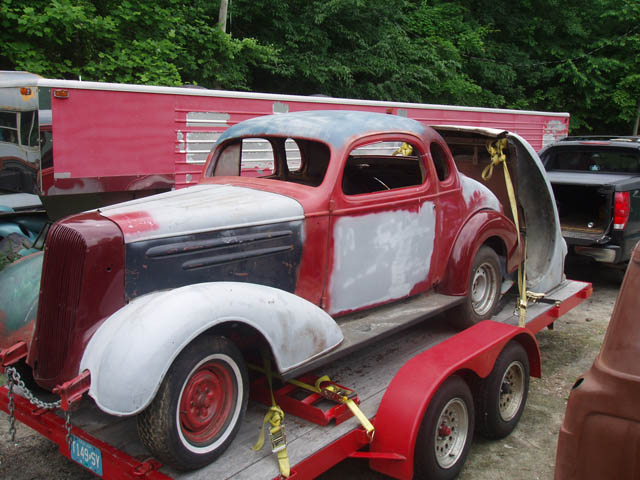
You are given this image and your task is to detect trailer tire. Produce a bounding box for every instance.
[137,335,248,471]
[475,341,529,439]
[414,375,474,480]
[451,246,501,330]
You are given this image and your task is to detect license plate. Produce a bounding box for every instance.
[70,435,103,476]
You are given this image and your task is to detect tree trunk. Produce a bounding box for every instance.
[218,0,228,33]
[633,100,640,136]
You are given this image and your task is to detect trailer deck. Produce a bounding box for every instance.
[1,280,591,480]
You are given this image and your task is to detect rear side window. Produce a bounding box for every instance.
[544,147,640,174]
[430,142,450,181]
[211,137,329,186]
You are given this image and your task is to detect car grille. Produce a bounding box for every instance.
[34,223,86,380]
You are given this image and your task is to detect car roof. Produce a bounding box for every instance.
[216,110,429,148]
[550,136,640,149]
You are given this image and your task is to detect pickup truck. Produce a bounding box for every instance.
[2,111,567,474]
[539,136,640,265]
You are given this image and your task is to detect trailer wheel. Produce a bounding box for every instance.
[414,376,474,480]
[475,341,529,439]
[137,335,248,471]
[452,246,501,329]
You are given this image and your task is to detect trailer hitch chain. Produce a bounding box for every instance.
[4,366,62,443]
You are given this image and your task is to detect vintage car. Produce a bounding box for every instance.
[3,111,567,470]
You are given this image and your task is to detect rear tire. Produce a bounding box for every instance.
[414,376,474,480]
[137,335,248,471]
[451,246,501,330]
[475,341,529,439]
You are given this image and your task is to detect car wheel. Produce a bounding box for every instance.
[451,245,501,329]
[475,341,529,439]
[137,335,248,471]
[414,376,475,480]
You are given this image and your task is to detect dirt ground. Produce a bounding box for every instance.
[0,258,621,480]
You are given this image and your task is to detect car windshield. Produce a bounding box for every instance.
[544,147,640,174]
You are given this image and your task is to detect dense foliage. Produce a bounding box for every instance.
[1,0,638,134]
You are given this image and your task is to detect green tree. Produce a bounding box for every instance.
[0,0,280,89]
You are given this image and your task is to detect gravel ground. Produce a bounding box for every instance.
[0,259,621,479]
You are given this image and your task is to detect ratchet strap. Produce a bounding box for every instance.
[483,138,541,327]
[287,374,375,439]
[252,354,290,478]
[249,361,375,440]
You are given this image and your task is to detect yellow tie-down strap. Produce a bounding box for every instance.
[252,404,290,478]
[297,374,375,440]
[482,138,534,327]
[250,363,375,478]
[251,356,291,478]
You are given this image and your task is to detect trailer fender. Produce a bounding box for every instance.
[438,210,519,297]
[79,282,343,416]
[369,320,539,480]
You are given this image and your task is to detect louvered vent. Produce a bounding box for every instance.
[34,224,86,379]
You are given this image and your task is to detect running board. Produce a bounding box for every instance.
[284,292,464,379]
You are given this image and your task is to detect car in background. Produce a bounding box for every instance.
[540,136,640,266]
[555,241,640,479]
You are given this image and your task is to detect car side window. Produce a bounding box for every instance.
[430,142,450,181]
[213,138,275,177]
[342,140,425,195]
[212,137,330,186]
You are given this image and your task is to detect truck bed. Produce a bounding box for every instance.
[2,280,591,480]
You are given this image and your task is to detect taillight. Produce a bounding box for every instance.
[613,192,630,230]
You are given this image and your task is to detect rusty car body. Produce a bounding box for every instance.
[555,241,640,479]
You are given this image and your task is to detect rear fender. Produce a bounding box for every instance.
[369,321,540,480]
[438,210,519,296]
[80,282,343,416]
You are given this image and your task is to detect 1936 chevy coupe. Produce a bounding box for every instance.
[3,110,566,470]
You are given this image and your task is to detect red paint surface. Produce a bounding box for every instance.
[0,387,171,480]
[44,84,568,199]
[28,211,126,390]
[107,210,160,234]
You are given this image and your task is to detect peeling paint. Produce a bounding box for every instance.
[329,203,436,314]
[184,131,222,164]
[272,101,289,114]
[185,111,230,127]
[542,119,568,148]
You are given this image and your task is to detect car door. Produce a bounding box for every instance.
[324,134,440,316]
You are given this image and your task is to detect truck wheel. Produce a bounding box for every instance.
[137,335,248,471]
[414,376,474,480]
[475,341,529,439]
[452,246,501,329]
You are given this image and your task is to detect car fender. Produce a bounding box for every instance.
[80,282,343,416]
[438,210,519,297]
[369,321,540,479]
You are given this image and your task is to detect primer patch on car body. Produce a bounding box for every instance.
[329,203,436,314]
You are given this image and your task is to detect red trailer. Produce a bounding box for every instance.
[1,280,591,480]
[0,71,569,220]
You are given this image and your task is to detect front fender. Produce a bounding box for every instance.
[80,282,343,416]
[438,210,519,297]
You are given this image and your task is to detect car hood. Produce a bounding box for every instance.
[99,184,305,243]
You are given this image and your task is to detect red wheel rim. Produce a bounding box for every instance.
[179,360,235,445]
